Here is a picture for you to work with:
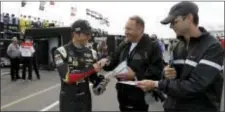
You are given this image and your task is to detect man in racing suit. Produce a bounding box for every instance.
[54,20,108,112]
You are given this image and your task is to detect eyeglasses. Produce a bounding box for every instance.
[83,32,92,37]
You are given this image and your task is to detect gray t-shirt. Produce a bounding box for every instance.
[7,43,21,58]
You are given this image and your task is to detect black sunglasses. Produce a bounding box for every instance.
[170,16,187,25]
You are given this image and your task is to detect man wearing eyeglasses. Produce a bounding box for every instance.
[136,1,224,111]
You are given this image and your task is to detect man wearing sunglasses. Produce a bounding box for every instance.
[54,19,108,111]
[137,1,224,111]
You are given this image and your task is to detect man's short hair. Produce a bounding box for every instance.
[71,19,92,35]
[129,15,145,28]
[12,37,17,41]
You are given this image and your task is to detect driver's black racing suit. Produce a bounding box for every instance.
[54,42,105,112]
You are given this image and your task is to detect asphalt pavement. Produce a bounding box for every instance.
[0,70,164,111]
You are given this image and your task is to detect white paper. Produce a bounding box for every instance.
[112,61,128,74]
[104,71,114,79]
[117,81,137,86]
[103,61,129,79]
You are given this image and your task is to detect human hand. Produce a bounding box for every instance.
[136,80,158,92]
[164,65,177,79]
[115,67,135,81]
[93,63,101,72]
[97,58,109,68]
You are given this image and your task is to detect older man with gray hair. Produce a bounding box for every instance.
[7,37,21,81]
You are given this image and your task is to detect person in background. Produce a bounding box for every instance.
[220,37,225,49]
[20,37,35,82]
[217,36,225,49]
[32,17,38,28]
[19,15,26,34]
[151,34,165,54]
[8,14,13,25]
[160,39,166,53]
[37,17,42,28]
[3,13,10,25]
[88,44,98,60]
[151,34,167,65]
[3,13,10,32]
[26,15,32,29]
[97,40,108,59]
[31,39,40,80]
[43,20,49,28]
[7,37,21,81]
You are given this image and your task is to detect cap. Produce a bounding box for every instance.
[161,1,199,25]
[71,19,92,35]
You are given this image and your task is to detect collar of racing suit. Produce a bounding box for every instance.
[72,42,85,49]
[69,41,89,53]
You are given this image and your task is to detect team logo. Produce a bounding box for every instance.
[68,57,72,62]
[85,59,94,63]
[55,54,63,66]
[84,53,92,58]
[72,60,78,66]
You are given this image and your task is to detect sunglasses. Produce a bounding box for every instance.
[83,32,92,36]
[170,16,187,25]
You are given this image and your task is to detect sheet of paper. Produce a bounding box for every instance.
[112,61,128,74]
[103,61,128,79]
[117,81,137,86]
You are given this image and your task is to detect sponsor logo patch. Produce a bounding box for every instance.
[55,55,64,66]
[72,60,79,66]
[85,59,94,63]
[84,53,92,58]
